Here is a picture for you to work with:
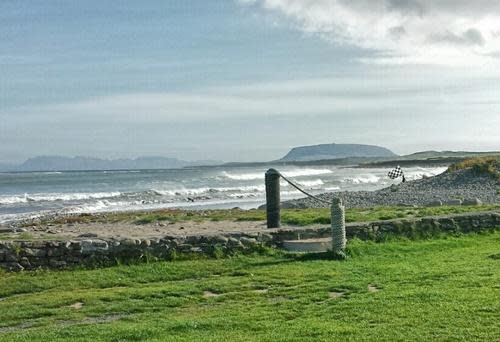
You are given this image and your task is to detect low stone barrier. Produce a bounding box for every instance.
[1,211,499,271]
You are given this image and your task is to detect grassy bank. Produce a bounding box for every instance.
[0,232,499,341]
[448,156,499,182]
[30,204,500,227]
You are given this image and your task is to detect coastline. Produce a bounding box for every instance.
[283,168,499,209]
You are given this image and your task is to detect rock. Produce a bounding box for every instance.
[443,199,462,206]
[240,237,257,246]
[227,237,243,247]
[212,235,228,244]
[78,233,98,238]
[121,238,140,246]
[21,248,46,258]
[463,198,482,206]
[66,241,82,249]
[49,260,67,268]
[427,200,443,207]
[8,263,24,272]
[257,233,273,243]
[280,202,298,209]
[81,239,108,253]
[19,257,31,268]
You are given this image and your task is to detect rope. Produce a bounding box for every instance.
[331,198,346,254]
[277,171,333,205]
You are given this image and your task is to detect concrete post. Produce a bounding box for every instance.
[265,168,281,228]
[331,197,346,258]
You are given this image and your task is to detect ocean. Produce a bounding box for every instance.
[0,165,447,223]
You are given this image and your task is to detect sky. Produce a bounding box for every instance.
[1,0,499,164]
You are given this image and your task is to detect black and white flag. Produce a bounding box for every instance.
[388,166,405,181]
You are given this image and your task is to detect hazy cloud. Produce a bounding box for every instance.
[429,28,485,47]
[240,0,500,65]
[2,72,499,162]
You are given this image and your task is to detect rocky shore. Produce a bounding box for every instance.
[282,168,499,209]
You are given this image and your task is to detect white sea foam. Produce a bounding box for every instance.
[295,179,324,187]
[102,170,141,174]
[221,171,264,181]
[280,169,333,177]
[222,168,333,181]
[405,167,447,180]
[0,192,122,205]
[153,184,267,197]
[343,174,380,184]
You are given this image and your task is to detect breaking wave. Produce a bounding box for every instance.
[221,168,333,181]
[343,174,381,184]
[0,192,122,205]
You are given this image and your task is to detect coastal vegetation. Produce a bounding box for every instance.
[22,204,500,228]
[0,232,498,340]
[448,156,499,181]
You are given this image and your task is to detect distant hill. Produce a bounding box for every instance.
[397,150,500,160]
[6,156,221,172]
[358,151,500,168]
[280,143,397,161]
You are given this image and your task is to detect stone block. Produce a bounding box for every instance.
[49,260,67,268]
[443,199,462,206]
[427,200,443,207]
[463,198,482,206]
[240,237,257,246]
[21,248,46,258]
[211,235,228,244]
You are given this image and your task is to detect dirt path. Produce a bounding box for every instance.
[14,220,278,240]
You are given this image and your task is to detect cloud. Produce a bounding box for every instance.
[2,74,499,162]
[239,0,500,65]
[4,70,499,125]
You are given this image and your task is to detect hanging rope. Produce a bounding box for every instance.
[277,171,333,205]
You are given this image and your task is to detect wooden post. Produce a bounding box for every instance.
[265,168,280,228]
[331,197,346,258]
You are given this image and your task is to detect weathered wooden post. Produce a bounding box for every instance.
[265,168,280,228]
[331,197,346,258]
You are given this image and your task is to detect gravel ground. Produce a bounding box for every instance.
[283,168,499,209]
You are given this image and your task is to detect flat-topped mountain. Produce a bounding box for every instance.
[281,143,397,161]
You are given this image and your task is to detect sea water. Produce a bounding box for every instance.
[0,165,447,223]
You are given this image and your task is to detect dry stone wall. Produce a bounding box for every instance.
[1,211,499,271]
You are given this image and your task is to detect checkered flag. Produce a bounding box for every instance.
[388,166,405,180]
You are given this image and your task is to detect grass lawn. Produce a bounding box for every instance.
[1,232,499,341]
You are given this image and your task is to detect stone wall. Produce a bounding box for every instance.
[1,211,499,271]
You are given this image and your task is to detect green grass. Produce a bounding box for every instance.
[29,204,500,228]
[0,232,499,341]
[134,204,498,226]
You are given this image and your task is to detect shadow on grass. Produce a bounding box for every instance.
[285,251,348,262]
[241,251,348,269]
